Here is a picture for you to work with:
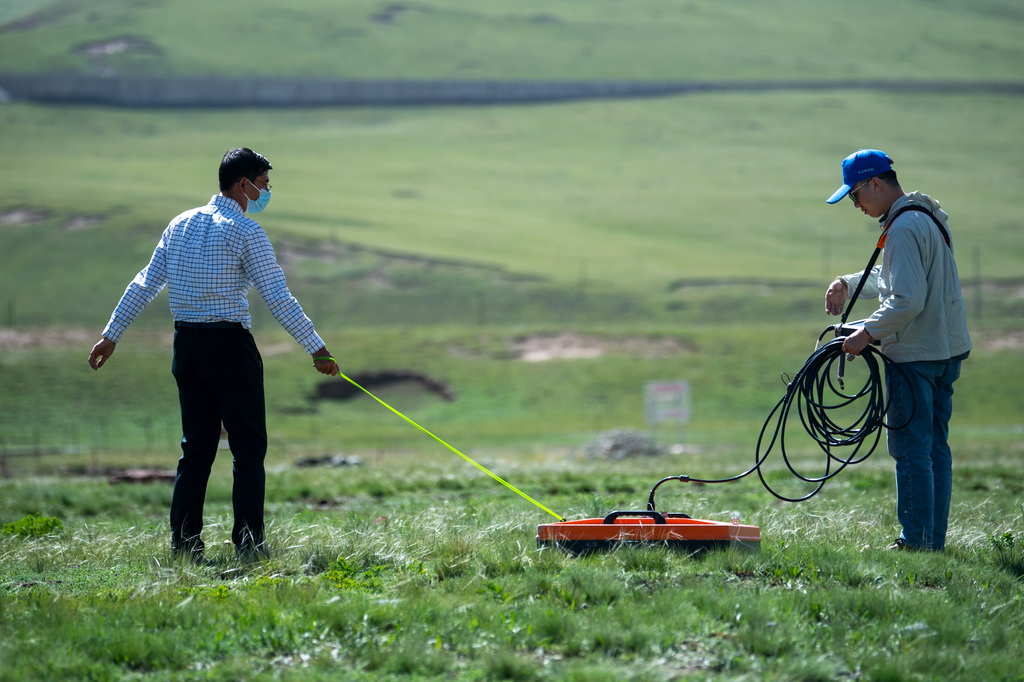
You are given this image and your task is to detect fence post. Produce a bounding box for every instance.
[972,246,982,324]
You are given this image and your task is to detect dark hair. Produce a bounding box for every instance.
[218,148,272,192]
[876,169,899,186]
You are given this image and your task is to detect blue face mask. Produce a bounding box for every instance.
[245,178,272,214]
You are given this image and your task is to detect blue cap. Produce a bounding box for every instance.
[826,149,894,204]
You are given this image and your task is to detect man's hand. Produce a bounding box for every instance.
[88,338,116,370]
[841,328,873,357]
[825,278,848,316]
[311,348,339,376]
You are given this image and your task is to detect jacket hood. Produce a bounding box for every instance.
[884,192,950,229]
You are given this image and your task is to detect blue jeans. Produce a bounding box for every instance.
[885,358,962,551]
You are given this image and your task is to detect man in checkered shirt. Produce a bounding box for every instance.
[89,148,339,562]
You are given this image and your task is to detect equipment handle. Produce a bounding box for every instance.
[603,510,667,524]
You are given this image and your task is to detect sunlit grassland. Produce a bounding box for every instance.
[3,0,1023,82]
[2,451,1023,680]
[2,1,1023,678]
[3,89,1020,476]
[2,92,1023,333]
[2,322,1022,468]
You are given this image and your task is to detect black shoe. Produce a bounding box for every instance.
[886,538,923,552]
[171,535,213,565]
[172,547,215,566]
[235,545,269,563]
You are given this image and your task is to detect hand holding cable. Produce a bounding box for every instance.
[311,350,339,376]
[654,337,908,505]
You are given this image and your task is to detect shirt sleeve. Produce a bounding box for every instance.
[101,235,170,342]
[862,223,928,341]
[240,227,325,354]
[840,266,881,301]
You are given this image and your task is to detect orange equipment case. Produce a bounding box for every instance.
[537,510,760,555]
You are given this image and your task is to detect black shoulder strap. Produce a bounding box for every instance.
[888,205,951,248]
[840,204,952,326]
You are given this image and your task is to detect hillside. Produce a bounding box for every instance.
[1,0,1021,452]
[1,0,1022,82]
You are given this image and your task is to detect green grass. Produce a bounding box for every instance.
[0,3,1022,678]
[3,323,1022,466]
[2,0,1023,81]
[2,453,1023,680]
[1,92,1023,332]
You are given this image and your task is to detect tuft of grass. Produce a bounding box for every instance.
[988,530,1024,579]
[1,512,62,537]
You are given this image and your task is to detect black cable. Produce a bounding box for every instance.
[648,334,911,510]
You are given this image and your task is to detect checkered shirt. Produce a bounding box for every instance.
[102,195,324,353]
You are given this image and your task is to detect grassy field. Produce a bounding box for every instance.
[2,452,1023,680]
[1,1,1023,680]
[2,0,1023,81]
[1,92,1022,326]
[1,92,1022,460]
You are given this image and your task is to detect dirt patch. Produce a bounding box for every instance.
[0,208,50,226]
[0,328,96,350]
[294,455,362,468]
[584,429,664,460]
[70,35,163,75]
[108,469,175,484]
[979,331,1024,351]
[73,35,161,59]
[369,3,424,24]
[0,209,102,230]
[510,332,692,362]
[65,215,104,231]
[312,369,455,402]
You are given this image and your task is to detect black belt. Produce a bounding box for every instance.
[174,321,243,329]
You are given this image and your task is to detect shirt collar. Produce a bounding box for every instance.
[211,194,244,215]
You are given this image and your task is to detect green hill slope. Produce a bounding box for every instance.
[1,0,1022,81]
[2,91,1022,330]
[1,0,1021,458]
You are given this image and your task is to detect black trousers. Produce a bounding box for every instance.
[170,324,267,552]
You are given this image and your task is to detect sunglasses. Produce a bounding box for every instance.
[848,180,871,203]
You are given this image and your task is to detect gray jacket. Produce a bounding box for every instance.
[840,192,972,363]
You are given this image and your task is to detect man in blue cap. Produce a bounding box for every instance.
[823,149,971,552]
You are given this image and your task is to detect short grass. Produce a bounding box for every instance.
[3,323,1022,467]
[2,452,1023,681]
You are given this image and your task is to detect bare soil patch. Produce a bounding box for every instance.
[979,330,1024,351]
[0,208,50,226]
[312,369,455,402]
[65,215,104,231]
[73,35,161,59]
[0,328,96,350]
[510,332,692,362]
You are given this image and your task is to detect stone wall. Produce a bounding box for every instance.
[1,73,1020,108]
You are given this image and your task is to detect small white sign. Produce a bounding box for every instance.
[645,380,691,424]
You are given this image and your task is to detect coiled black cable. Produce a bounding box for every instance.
[648,332,910,510]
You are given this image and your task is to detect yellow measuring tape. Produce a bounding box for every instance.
[329,366,565,522]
